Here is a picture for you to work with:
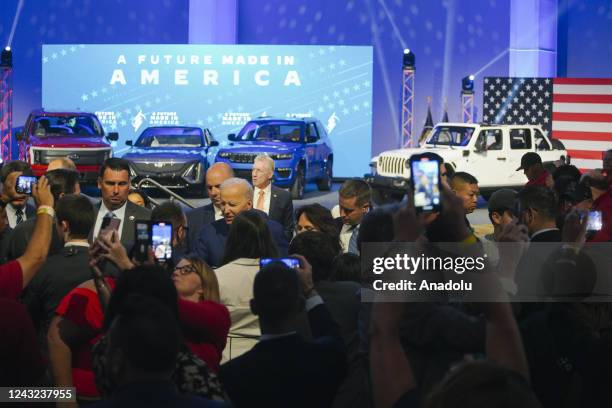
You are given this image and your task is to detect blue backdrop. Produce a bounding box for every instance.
[41,44,373,177]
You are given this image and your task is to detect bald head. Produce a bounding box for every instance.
[206,162,234,208]
[47,157,77,172]
[219,178,253,224]
[451,172,479,214]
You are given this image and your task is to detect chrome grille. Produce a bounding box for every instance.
[378,155,407,176]
[35,149,110,165]
[228,153,257,163]
[132,161,189,174]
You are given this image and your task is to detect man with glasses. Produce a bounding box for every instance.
[336,179,371,255]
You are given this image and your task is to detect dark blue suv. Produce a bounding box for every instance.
[215,117,333,199]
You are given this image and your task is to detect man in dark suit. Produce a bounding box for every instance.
[220,257,347,408]
[194,178,288,267]
[0,160,37,228]
[90,158,151,246]
[21,194,95,338]
[252,153,294,241]
[515,185,562,314]
[337,179,372,254]
[186,162,233,251]
[7,168,80,260]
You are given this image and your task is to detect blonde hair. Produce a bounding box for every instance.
[254,153,275,172]
[187,256,220,302]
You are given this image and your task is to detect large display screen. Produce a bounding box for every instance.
[42,44,373,177]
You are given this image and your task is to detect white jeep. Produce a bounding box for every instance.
[366,122,569,202]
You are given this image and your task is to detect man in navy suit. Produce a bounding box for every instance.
[186,162,233,252]
[0,160,37,229]
[194,178,288,267]
[252,154,295,241]
[220,257,347,408]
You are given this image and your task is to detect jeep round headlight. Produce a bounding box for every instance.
[271,153,293,160]
[369,160,377,175]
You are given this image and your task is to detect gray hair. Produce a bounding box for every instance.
[220,177,253,200]
[254,153,275,172]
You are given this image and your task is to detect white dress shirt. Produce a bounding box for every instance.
[92,200,128,240]
[213,204,224,221]
[6,203,27,229]
[340,223,358,253]
[253,183,272,214]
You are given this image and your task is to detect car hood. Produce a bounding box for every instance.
[29,136,111,149]
[221,141,301,154]
[123,148,202,162]
[377,146,465,161]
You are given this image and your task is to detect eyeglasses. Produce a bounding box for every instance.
[174,264,196,275]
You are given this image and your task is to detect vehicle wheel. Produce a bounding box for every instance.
[317,158,333,191]
[291,165,305,199]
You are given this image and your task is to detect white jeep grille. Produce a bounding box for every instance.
[378,155,408,176]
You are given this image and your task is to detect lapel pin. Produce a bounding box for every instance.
[129,215,135,221]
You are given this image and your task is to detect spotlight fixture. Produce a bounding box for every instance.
[402,48,415,68]
[1,46,12,67]
[461,75,475,93]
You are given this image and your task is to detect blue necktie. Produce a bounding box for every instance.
[348,225,360,255]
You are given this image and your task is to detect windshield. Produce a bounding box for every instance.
[235,121,303,142]
[426,126,475,147]
[31,115,104,137]
[135,127,204,147]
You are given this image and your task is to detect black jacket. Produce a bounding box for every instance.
[186,203,216,252]
[268,185,295,241]
[220,302,347,408]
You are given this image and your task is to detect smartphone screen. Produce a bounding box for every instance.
[410,155,441,212]
[152,222,172,262]
[587,210,603,231]
[99,218,121,238]
[134,221,150,262]
[260,258,300,269]
[15,176,38,195]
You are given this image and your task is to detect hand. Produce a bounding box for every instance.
[32,175,54,208]
[562,209,588,245]
[494,218,529,243]
[291,254,316,298]
[495,219,529,280]
[96,230,135,270]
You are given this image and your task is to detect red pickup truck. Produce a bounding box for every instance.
[16,110,118,183]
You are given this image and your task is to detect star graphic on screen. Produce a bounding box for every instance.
[318,107,324,113]
[101,87,108,93]
[207,117,214,123]
[116,112,122,118]
[42,57,48,63]
[353,104,360,111]
[353,84,361,91]
[52,53,58,59]
[318,48,325,55]
[362,101,369,107]
[196,120,203,125]
[329,63,336,70]
[61,49,67,56]
[323,95,329,101]
[328,46,336,52]
[338,100,345,106]
[91,91,98,98]
[339,59,347,66]
[79,44,85,48]
[70,46,76,52]
[363,80,370,87]
[343,87,350,95]
[81,94,89,101]
[308,52,315,58]
[342,108,350,115]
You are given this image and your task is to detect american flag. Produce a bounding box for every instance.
[483,77,612,170]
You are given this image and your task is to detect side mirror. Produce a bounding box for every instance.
[306,135,317,143]
[227,133,237,141]
[107,132,119,141]
[15,131,24,141]
[125,140,133,146]
[209,140,219,147]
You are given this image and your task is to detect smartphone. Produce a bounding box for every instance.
[409,153,442,212]
[151,222,173,263]
[586,210,603,232]
[134,221,151,262]
[260,257,300,269]
[99,217,121,238]
[15,176,38,194]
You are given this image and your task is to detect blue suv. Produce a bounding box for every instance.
[216,117,333,199]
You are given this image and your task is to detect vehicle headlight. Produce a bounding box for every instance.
[369,160,377,175]
[271,153,293,160]
[218,151,230,159]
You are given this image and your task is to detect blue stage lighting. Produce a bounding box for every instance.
[403,48,415,68]
[462,75,475,93]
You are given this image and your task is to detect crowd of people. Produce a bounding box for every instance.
[0,148,610,407]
